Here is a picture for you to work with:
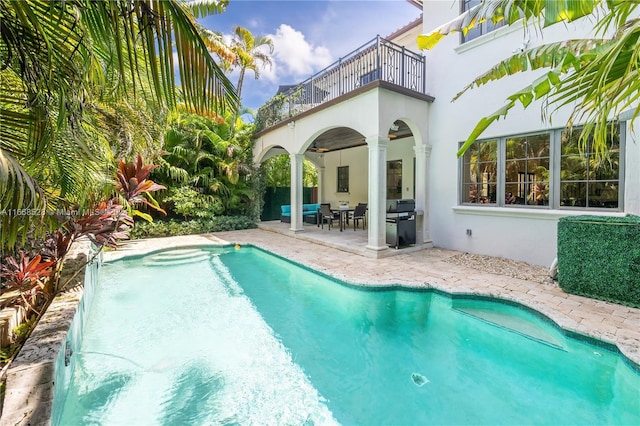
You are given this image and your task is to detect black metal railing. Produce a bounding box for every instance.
[255,36,426,132]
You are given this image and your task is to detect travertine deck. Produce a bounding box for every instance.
[2,228,639,425]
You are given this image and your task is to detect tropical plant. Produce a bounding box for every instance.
[223,26,274,106]
[0,252,56,316]
[417,0,640,158]
[154,109,256,215]
[0,0,238,250]
[164,186,224,220]
[115,155,167,222]
[254,93,290,133]
[261,155,319,188]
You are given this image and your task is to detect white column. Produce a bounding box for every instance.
[366,136,389,251]
[290,153,304,232]
[317,166,325,203]
[414,143,432,244]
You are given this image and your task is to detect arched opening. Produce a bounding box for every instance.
[386,119,416,201]
[303,127,366,209]
[258,145,318,221]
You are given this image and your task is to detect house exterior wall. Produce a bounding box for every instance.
[322,146,368,206]
[388,17,421,50]
[422,0,639,267]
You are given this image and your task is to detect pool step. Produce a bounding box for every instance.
[455,307,568,351]
[143,249,212,266]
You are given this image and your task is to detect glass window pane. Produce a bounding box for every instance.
[387,160,402,199]
[528,182,549,205]
[560,181,586,207]
[479,140,498,162]
[461,140,497,204]
[337,166,349,192]
[589,152,619,180]
[504,184,522,204]
[561,130,581,155]
[506,137,526,159]
[560,155,587,179]
[588,181,619,208]
[464,184,481,203]
[527,134,550,157]
[504,133,549,207]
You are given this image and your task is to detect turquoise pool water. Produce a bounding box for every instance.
[54,246,640,425]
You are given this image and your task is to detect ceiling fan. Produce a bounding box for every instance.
[310,142,329,153]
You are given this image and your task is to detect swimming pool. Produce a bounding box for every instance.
[53,245,640,425]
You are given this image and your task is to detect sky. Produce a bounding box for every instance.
[198,0,423,116]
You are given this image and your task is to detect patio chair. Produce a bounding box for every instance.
[319,204,338,230]
[351,203,367,230]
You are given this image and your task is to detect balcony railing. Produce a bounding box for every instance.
[255,35,426,132]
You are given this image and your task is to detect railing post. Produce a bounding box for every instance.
[401,46,405,88]
[422,55,426,94]
[310,76,314,105]
[376,35,381,81]
[338,58,342,94]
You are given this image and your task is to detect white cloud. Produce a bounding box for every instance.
[266,24,333,83]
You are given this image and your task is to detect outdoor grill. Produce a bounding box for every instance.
[385,199,416,249]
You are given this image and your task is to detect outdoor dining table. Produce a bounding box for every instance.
[331,207,354,232]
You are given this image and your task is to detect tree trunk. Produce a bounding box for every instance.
[230,68,246,136]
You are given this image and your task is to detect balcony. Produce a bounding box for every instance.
[255,35,427,132]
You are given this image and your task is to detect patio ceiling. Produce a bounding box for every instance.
[307,120,413,153]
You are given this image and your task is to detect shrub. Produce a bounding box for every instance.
[557,215,640,307]
[129,216,256,239]
[164,186,224,220]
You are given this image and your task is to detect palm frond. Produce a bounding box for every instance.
[417,0,600,50]
[184,0,228,18]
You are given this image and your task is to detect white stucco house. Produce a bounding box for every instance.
[252,0,639,267]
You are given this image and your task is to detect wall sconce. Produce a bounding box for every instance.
[288,121,295,129]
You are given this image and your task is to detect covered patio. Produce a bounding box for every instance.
[253,36,434,257]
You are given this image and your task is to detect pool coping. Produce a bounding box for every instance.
[2,231,639,425]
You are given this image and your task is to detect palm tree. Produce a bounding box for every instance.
[0,0,239,249]
[417,0,640,158]
[226,26,274,105]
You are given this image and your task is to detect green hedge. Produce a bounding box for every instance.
[557,215,640,307]
[129,216,257,240]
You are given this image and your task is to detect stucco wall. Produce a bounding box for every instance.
[423,1,637,266]
[322,146,368,206]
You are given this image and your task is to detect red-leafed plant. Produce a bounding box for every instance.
[66,200,134,249]
[52,155,166,293]
[0,252,56,315]
[116,154,167,222]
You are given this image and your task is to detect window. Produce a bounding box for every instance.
[337,166,349,192]
[505,134,550,205]
[387,160,403,199]
[560,128,620,208]
[462,140,498,204]
[461,0,504,44]
[460,125,622,210]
